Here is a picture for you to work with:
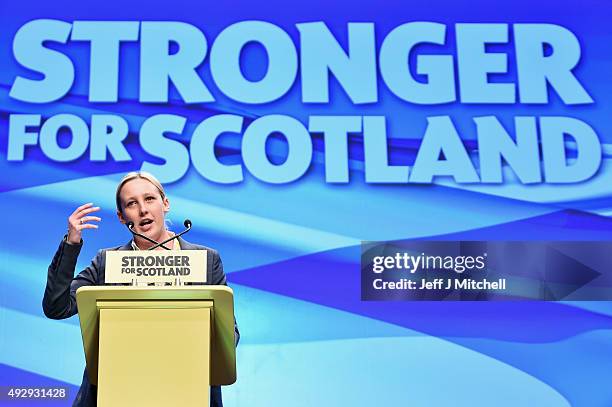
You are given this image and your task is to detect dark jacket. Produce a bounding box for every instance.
[43,236,239,407]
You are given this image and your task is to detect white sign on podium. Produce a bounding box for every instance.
[105,250,207,284]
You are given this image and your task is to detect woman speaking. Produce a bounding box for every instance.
[42,171,238,407]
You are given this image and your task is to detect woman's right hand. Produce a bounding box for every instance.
[66,203,102,244]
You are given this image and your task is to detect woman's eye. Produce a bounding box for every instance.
[127,201,135,207]
[146,196,155,201]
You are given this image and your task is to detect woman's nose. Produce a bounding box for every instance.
[139,203,148,215]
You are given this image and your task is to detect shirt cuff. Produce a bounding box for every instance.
[63,234,83,247]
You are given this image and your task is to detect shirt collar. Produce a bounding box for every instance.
[130,233,181,251]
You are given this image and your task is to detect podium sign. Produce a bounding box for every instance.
[105,250,207,284]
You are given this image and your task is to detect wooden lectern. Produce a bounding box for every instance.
[76,286,236,407]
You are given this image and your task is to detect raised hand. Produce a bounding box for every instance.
[67,203,102,244]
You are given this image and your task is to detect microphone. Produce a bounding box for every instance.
[126,221,171,250]
[147,219,193,251]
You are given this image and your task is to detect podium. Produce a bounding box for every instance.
[76,286,237,407]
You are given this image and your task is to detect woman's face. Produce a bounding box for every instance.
[117,178,170,242]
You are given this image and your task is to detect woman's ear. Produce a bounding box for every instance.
[163,197,170,213]
[117,210,126,224]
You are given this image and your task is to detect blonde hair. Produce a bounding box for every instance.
[115,171,166,213]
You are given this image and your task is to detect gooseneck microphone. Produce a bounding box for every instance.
[147,219,192,251]
[126,221,172,250]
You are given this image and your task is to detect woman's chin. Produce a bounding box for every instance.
[139,223,156,235]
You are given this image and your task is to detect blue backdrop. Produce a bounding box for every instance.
[1,1,612,406]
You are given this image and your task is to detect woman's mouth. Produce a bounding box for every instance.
[139,219,154,231]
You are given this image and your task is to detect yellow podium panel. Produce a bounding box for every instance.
[98,306,211,407]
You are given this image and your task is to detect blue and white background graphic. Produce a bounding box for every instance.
[1,0,612,406]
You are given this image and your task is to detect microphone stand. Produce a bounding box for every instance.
[147,220,192,251]
[127,222,172,250]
